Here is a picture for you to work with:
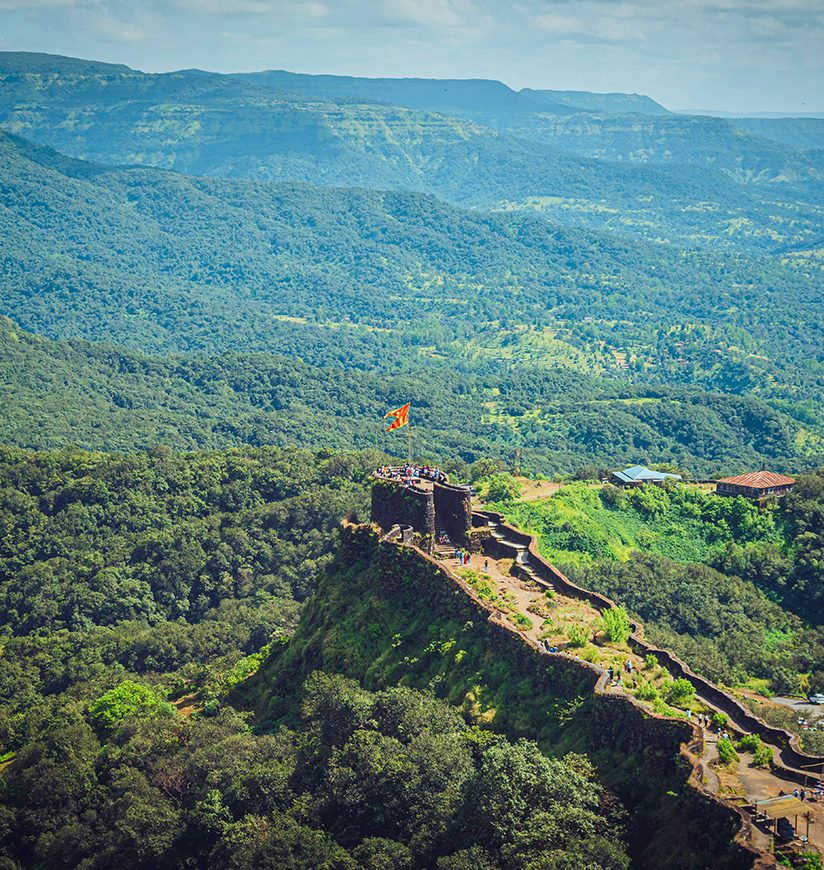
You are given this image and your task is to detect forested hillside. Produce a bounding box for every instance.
[1,53,822,252]
[2,130,823,425]
[730,117,824,151]
[0,446,631,868]
[0,445,373,755]
[236,68,823,189]
[2,318,819,475]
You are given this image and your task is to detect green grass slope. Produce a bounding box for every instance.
[494,478,824,699]
[496,482,781,566]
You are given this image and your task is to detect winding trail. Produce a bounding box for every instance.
[466,512,824,853]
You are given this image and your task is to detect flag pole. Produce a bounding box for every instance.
[407,421,412,465]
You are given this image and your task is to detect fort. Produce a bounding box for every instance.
[368,467,824,867]
[370,465,473,550]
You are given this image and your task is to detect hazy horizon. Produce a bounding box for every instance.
[1,0,822,115]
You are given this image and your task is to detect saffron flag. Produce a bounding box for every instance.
[385,402,411,432]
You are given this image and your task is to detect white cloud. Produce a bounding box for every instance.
[0,0,77,8]
[88,15,146,42]
[383,0,469,29]
[534,11,582,33]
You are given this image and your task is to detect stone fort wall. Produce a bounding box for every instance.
[479,508,824,782]
[370,473,473,546]
[338,521,768,870]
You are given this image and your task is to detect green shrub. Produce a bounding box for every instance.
[487,473,522,503]
[567,625,587,648]
[753,743,773,768]
[635,682,659,702]
[600,607,632,644]
[664,677,696,707]
[512,612,533,631]
[89,680,174,729]
[599,484,624,508]
[644,654,658,670]
[579,645,600,663]
[717,738,738,765]
[712,712,728,728]
[736,734,772,768]
[737,733,761,752]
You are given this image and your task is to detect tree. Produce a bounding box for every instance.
[88,680,174,730]
[571,464,602,482]
[599,483,625,508]
[717,738,737,765]
[486,474,522,504]
[468,459,502,484]
[663,677,695,707]
[600,607,632,644]
[351,838,414,870]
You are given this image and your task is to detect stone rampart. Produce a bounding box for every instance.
[339,520,768,869]
[371,470,473,550]
[370,478,434,546]
[475,509,824,783]
[433,480,473,545]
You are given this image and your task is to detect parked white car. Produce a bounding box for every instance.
[808,694,824,704]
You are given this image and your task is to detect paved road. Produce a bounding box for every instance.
[772,696,824,719]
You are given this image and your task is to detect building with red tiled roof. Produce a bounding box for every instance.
[715,470,796,501]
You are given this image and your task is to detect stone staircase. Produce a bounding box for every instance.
[485,516,531,565]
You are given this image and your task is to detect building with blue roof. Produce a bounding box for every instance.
[610,465,682,487]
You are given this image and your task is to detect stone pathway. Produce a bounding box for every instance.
[441,545,824,855]
[443,550,645,678]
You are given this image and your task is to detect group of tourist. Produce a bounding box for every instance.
[604,660,634,688]
[695,711,734,740]
[779,786,819,802]
[454,549,471,566]
[696,712,714,730]
[376,465,446,484]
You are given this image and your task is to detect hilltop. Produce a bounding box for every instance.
[523,88,671,115]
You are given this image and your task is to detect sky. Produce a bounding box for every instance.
[1,0,822,113]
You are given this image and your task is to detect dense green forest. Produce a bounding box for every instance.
[0,671,629,869]
[493,474,824,698]
[1,127,823,448]
[0,446,630,868]
[0,446,375,755]
[2,317,820,476]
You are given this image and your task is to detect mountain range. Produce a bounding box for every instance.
[1,52,823,255]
